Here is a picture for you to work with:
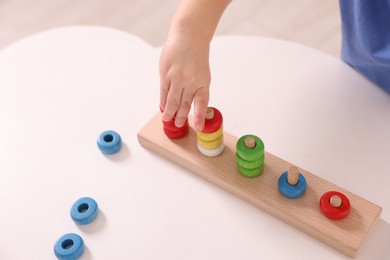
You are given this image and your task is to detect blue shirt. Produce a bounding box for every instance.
[339,0,390,94]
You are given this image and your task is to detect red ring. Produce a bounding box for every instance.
[319,191,351,220]
[162,118,189,132]
[202,107,223,133]
[163,123,189,139]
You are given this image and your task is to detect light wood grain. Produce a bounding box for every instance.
[330,195,343,208]
[138,112,382,258]
[287,165,299,185]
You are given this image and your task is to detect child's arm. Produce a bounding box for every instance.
[159,0,231,131]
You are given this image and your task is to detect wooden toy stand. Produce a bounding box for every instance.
[137,112,381,258]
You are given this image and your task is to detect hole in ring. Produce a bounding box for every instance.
[62,239,74,250]
[78,203,89,213]
[104,134,114,143]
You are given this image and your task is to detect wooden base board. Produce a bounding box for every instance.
[137,112,381,258]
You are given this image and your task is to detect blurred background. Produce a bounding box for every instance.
[0,0,341,56]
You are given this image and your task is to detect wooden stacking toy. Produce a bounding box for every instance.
[197,107,224,157]
[138,112,382,258]
[235,135,265,177]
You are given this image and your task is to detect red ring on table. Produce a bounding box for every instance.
[202,107,223,133]
[163,123,189,139]
[319,191,351,220]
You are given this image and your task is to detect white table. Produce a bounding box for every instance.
[0,26,389,260]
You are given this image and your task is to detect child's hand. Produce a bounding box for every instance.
[159,32,211,131]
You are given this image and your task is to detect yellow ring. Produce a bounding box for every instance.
[197,127,223,142]
[197,135,224,150]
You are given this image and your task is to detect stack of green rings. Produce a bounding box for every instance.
[236,134,265,177]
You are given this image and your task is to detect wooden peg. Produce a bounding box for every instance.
[330,195,342,208]
[287,166,299,186]
[205,107,214,120]
[244,137,256,149]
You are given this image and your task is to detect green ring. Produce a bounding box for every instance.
[236,135,265,161]
[237,164,264,178]
[236,153,264,169]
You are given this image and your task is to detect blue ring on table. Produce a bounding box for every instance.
[70,197,99,225]
[278,171,307,199]
[97,130,122,154]
[54,233,84,260]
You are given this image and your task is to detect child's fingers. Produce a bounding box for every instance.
[174,88,195,127]
[162,83,183,122]
[159,78,170,111]
[193,87,210,131]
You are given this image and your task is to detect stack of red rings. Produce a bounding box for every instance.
[161,107,189,139]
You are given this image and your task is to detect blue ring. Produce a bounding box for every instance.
[278,171,307,199]
[97,130,122,154]
[54,233,84,260]
[70,197,99,225]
